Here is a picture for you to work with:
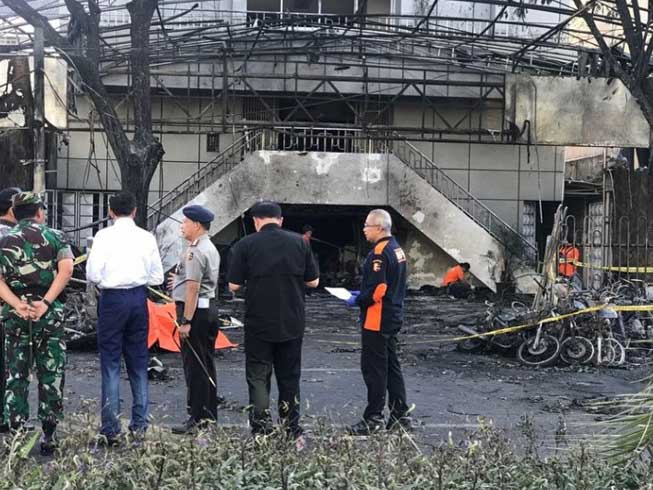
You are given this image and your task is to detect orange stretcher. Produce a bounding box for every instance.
[146,300,238,352]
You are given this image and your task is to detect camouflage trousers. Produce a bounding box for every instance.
[2,301,65,428]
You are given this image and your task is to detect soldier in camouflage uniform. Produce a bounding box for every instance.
[0,187,20,433]
[0,192,73,455]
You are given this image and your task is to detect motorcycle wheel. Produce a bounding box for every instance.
[456,338,486,354]
[560,336,595,365]
[490,333,521,353]
[517,334,561,367]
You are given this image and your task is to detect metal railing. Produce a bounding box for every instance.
[146,130,266,230]
[271,126,378,153]
[387,135,538,264]
[146,126,536,264]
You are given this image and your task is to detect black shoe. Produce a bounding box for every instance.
[40,430,58,456]
[171,417,200,435]
[347,418,384,436]
[250,416,274,436]
[386,416,414,432]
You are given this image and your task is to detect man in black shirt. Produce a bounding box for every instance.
[346,209,412,435]
[228,201,319,441]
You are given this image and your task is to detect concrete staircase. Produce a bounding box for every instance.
[151,131,537,291]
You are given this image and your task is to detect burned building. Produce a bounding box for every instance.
[5,0,630,291]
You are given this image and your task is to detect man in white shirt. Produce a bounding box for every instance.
[86,191,164,444]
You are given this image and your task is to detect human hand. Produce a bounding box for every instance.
[13,301,33,320]
[178,323,191,341]
[29,301,49,321]
[345,291,360,307]
[166,274,177,292]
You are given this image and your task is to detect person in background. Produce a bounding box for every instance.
[442,262,472,299]
[559,240,582,290]
[301,225,314,246]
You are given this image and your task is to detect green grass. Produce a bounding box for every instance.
[0,415,651,489]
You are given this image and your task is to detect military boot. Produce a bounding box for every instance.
[40,423,58,456]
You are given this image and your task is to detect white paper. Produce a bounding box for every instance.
[325,287,352,301]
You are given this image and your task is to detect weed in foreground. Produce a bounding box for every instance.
[0,414,651,489]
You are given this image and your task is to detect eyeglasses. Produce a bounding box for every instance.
[363,223,380,228]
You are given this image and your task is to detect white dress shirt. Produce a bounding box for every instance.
[86,217,164,289]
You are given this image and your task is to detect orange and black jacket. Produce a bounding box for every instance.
[356,236,407,334]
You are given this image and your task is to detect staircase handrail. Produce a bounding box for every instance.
[389,133,537,263]
[147,130,263,230]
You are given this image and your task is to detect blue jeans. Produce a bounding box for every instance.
[97,287,149,436]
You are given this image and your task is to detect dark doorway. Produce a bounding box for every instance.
[535,201,561,261]
[234,204,413,288]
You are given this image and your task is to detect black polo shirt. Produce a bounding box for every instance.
[227,223,319,342]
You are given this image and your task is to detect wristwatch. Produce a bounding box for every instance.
[182,317,193,325]
[42,298,52,308]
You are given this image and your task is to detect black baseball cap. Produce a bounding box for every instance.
[0,187,21,209]
[251,201,282,219]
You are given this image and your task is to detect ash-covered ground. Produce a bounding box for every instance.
[34,293,649,449]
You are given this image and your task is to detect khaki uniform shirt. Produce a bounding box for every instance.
[172,234,220,303]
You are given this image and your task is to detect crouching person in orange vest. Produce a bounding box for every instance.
[443,262,472,299]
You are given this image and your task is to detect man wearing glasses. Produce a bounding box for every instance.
[346,209,412,435]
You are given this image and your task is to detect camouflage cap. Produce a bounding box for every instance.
[12,191,44,208]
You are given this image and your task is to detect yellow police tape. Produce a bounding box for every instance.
[73,252,653,343]
[439,302,653,344]
[563,258,653,274]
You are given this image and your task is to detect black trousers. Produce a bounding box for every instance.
[178,305,218,422]
[361,329,409,421]
[448,281,471,299]
[245,335,302,436]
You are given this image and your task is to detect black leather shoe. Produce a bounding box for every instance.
[171,418,199,435]
[347,418,384,436]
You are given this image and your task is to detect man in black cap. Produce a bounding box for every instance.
[228,201,319,445]
[0,187,20,433]
[170,204,221,434]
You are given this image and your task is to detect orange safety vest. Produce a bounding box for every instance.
[558,245,580,277]
[443,265,465,286]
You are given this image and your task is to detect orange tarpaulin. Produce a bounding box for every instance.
[147,300,238,352]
